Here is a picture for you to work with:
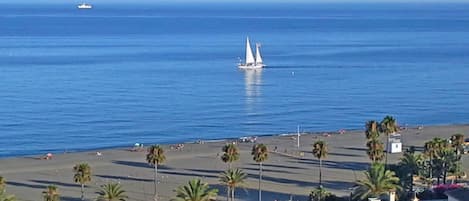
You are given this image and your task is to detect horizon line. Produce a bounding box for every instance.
[2,0,469,5]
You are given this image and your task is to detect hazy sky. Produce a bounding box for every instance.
[3,0,469,4]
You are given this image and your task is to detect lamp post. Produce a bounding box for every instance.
[297,125,300,148]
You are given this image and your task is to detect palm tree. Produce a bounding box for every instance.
[221,143,240,169]
[434,147,458,184]
[424,139,437,181]
[366,138,385,163]
[0,177,15,201]
[424,137,450,184]
[0,191,16,201]
[309,186,330,201]
[0,176,5,192]
[398,150,423,192]
[450,133,465,182]
[170,179,218,201]
[146,145,166,201]
[451,133,465,156]
[380,116,399,167]
[97,183,128,201]
[353,163,401,201]
[365,120,380,140]
[251,144,268,201]
[73,163,91,201]
[43,185,60,201]
[312,140,328,187]
[380,116,398,135]
[220,168,247,201]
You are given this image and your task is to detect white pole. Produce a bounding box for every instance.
[297,125,300,148]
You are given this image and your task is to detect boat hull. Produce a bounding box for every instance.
[238,63,265,69]
[77,4,92,9]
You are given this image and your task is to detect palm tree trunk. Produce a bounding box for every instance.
[259,162,263,201]
[429,156,433,183]
[319,159,322,187]
[227,186,230,201]
[410,173,414,192]
[227,163,231,201]
[443,163,447,184]
[385,134,389,169]
[156,165,159,200]
[80,184,84,200]
[231,188,235,201]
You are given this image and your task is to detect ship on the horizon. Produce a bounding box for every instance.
[77,3,92,9]
[238,37,265,69]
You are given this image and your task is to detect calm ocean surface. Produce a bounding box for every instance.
[1,3,469,157]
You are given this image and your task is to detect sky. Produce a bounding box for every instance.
[2,0,469,4]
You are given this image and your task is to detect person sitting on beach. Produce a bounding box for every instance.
[176,144,184,151]
[251,136,257,143]
[42,153,53,160]
[131,143,145,152]
[131,143,139,151]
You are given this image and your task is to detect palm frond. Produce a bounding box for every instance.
[97,183,128,201]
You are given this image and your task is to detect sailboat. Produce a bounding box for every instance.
[238,37,266,69]
[77,3,92,9]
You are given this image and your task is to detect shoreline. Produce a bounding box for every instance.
[6,123,465,160]
[4,123,467,160]
[2,124,435,159]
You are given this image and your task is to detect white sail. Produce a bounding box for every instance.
[255,43,263,65]
[238,37,265,69]
[245,37,255,64]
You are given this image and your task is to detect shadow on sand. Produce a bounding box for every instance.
[210,184,310,201]
[61,196,82,201]
[112,160,172,170]
[7,181,45,189]
[340,146,368,152]
[292,158,369,171]
[159,169,218,179]
[243,167,295,174]
[95,174,153,182]
[328,152,363,157]
[30,179,79,188]
[112,160,150,168]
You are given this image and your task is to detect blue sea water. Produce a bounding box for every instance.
[1,3,469,157]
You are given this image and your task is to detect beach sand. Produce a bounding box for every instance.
[1,124,469,201]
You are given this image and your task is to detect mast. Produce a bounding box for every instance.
[245,37,255,65]
[255,43,263,65]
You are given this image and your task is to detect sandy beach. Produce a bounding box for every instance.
[1,124,469,201]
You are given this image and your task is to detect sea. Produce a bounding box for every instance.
[1,2,469,157]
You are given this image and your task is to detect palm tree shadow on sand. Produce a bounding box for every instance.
[61,196,82,201]
[112,160,172,170]
[210,184,309,201]
[30,179,80,188]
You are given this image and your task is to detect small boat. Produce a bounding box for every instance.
[238,37,266,69]
[77,3,92,9]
